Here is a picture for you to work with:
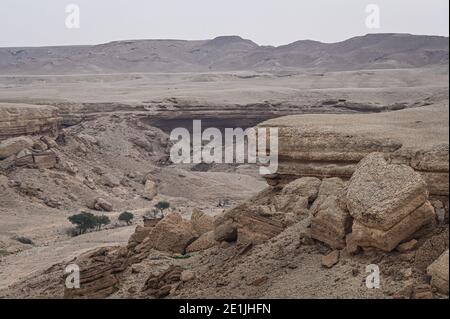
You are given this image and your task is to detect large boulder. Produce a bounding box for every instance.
[190,209,214,235]
[186,231,217,253]
[310,177,352,249]
[0,136,34,159]
[280,177,321,203]
[92,197,113,212]
[147,213,197,254]
[311,195,352,249]
[427,250,449,295]
[346,153,435,251]
[143,179,158,200]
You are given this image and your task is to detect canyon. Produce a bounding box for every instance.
[0,33,448,299]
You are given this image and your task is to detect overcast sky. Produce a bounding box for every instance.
[0,0,448,47]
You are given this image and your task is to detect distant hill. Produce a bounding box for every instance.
[0,33,448,75]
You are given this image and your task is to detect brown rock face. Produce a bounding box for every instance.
[346,153,436,252]
[0,136,34,159]
[147,213,198,254]
[310,177,352,249]
[190,209,214,236]
[427,250,449,295]
[64,246,127,299]
[142,266,183,298]
[311,196,352,249]
[0,103,61,141]
[321,250,340,268]
[186,231,217,253]
[259,108,449,197]
[347,153,429,231]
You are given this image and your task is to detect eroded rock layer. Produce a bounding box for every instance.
[259,105,449,196]
[0,103,62,140]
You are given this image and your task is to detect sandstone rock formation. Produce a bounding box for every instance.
[0,136,34,159]
[0,103,61,140]
[143,179,158,200]
[310,177,352,249]
[190,208,214,235]
[186,231,217,253]
[142,265,183,298]
[427,250,449,295]
[346,153,436,252]
[146,213,197,254]
[259,105,449,196]
[64,246,127,299]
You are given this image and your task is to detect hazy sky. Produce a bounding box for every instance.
[0,0,448,47]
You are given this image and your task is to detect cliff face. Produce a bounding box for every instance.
[259,104,449,196]
[0,103,62,140]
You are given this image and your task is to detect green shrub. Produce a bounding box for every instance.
[118,211,134,225]
[95,215,111,230]
[154,201,170,214]
[68,212,97,235]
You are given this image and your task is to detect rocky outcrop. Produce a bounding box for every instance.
[427,250,449,295]
[63,246,127,299]
[0,136,34,159]
[146,213,197,254]
[310,178,352,249]
[0,103,61,141]
[190,209,214,236]
[259,105,449,196]
[143,179,158,200]
[142,265,183,298]
[186,231,217,253]
[346,153,436,252]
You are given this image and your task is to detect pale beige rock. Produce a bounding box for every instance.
[280,177,321,202]
[322,250,340,268]
[143,179,158,200]
[186,231,217,253]
[93,197,113,212]
[351,201,435,252]
[0,136,34,159]
[191,208,214,235]
[347,153,429,231]
[0,103,61,141]
[427,250,449,295]
[396,239,419,253]
[259,106,449,196]
[181,270,195,282]
[311,195,352,249]
[147,213,197,254]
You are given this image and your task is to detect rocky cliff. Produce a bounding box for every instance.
[259,104,449,196]
[0,103,62,140]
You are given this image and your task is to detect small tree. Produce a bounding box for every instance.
[154,201,170,215]
[95,215,111,230]
[119,211,134,225]
[68,212,97,235]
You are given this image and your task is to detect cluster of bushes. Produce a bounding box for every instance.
[68,212,112,235]
[67,201,171,237]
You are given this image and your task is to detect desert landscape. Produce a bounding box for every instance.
[0,33,448,299]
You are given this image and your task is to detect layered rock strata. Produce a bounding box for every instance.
[259,105,449,196]
[0,103,62,140]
